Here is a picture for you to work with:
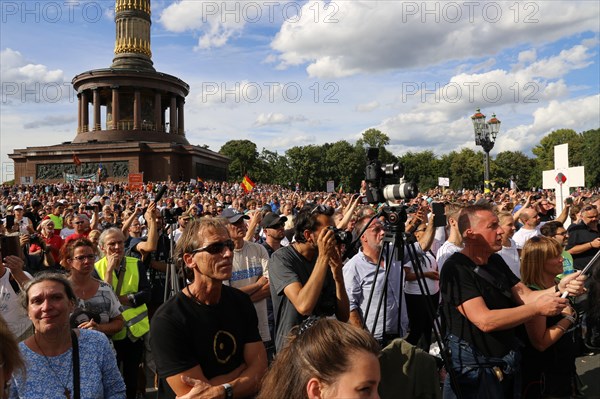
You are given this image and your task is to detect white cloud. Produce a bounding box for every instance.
[0,48,66,105]
[389,40,596,121]
[356,101,380,112]
[529,95,600,135]
[518,49,537,65]
[1,48,64,83]
[254,112,307,126]
[159,1,246,49]
[271,1,599,78]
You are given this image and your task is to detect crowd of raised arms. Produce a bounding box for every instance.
[1,179,598,399]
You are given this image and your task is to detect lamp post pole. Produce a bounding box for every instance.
[471,109,501,193]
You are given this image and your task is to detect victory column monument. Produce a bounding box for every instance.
[10,0,229,183]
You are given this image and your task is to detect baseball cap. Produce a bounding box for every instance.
[221,208,249,224]
[261,213,288,229]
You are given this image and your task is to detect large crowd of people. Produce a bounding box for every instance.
[1,179,598,399]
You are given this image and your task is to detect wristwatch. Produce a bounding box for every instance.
[127,294,137,307]
[222,383,233,399]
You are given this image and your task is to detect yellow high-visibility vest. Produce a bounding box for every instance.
[95,256,149,340]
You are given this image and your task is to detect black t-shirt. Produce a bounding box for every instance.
[269,245,337,352]
[566,222,600,270]
[518,287,576,397]
[440,252,520,358]
[151,286,261,399]
[537,208,556,222]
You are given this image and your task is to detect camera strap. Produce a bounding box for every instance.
[115,261,127,296]
[473,265,513,300]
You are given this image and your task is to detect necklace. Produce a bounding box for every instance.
[34,333,72,399]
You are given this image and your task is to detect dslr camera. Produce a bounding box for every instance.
[328,226,352,246]
[364,148,418,204]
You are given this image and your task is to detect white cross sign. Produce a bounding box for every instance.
[542,143,585,225]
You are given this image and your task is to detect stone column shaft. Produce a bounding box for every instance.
[112,87,120,130]
[134,90,141,130]
[93,89,101,130]
[178,98,185,135]
[77,94,82,133]
[170,96,177,134]
[154,92,161,131]
[81,91,89,132]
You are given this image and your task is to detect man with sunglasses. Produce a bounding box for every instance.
[151,218,267,399]
[261,213,288,256]
[174,210,194,243]
[269,204,350,352]
[64,213,92,245]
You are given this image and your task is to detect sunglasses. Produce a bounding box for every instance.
[72,254,96,261]
[310,204,332,215]
[74,221,85,225]
[190,239,234,255]
[268,223,285,229]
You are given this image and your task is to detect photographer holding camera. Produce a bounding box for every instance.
[28,219,64,264]
[269,204,350,352]
[20,233,56,275]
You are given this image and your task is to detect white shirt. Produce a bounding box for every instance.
[498,238,521,278]
[512,226,541,249]
[227,241,271,342]
[0,268,33,337]
[436,241,463,272]
[404,250,439,296]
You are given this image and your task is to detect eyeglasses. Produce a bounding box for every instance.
[72,254,96,262]
[190,239,234,255]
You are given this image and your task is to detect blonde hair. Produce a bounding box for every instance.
[520,236,562,289]
[496,211,514,226]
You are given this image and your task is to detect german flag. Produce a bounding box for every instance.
[73,154,82,166]
[241,175,255,193]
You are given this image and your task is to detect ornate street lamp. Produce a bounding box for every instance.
[471,108,501,193]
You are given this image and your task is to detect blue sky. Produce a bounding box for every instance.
[1,0,599,182]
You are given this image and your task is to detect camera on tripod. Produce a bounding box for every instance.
[363,147,418,230]
[364,147,418,205]
[161,207,183,225]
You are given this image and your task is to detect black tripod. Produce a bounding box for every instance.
[163,221,181,301]
[344,205,462,398]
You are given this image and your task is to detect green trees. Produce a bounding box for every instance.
[218,140,258,181]
[581,128,600,187]
[218,127,599,191]
[494,151,535,189]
